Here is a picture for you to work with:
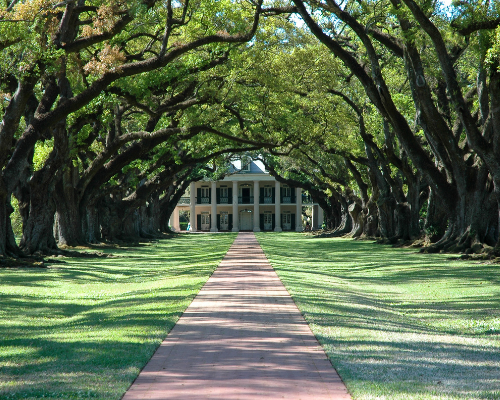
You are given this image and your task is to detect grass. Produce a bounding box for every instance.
[256,232,500,400]
[0,233,236,400]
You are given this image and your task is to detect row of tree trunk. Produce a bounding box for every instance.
[9,172,184,256]
[0,0,265,257]
[283,0,500,254]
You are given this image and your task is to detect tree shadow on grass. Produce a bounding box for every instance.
[8,287,490,400]
[261,234,500,285]
[0,288,202,399]
[0,234,238,399]
[0,239,232,288]
[322,335,500,399]
[256,233,500,399]
[287,283,500,398]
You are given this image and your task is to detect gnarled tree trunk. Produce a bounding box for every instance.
[426,167,498,253]
[20,188,58,254]
[347,201,364,237]
[54,164,84,246]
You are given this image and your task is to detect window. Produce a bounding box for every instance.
[283,185,291,197]
[282,185,292,203]
[201,186,210,203]
[241,156,251,171]
[264,186,273,203]
[219,186,228,204]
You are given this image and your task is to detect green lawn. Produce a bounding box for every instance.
[256,232,500,400]
[0,233,236,400]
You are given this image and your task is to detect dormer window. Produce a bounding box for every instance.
[241,156,251,172]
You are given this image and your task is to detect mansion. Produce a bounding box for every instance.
[170,159,324,232]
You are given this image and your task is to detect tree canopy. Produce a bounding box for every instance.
[1,0,499,256]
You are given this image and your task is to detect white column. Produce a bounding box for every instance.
[172,206,180,231]
[232,181,239,232]
[274,180,282,232]
[210,181,218,232]
[253,180,260,232]
[318,206,324,229]
[295,187,302,231]
[189,182,196,232]
[312,204,318,230]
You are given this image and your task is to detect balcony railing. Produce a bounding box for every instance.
[183,194,305,206]
[238,196,254,204]
[260,196,274,204]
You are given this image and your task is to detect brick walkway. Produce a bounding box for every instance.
[122,232,351,400]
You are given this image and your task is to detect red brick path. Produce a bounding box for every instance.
[122,232,352,400]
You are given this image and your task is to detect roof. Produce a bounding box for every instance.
[231,159,267,174]
[220,158,275,182]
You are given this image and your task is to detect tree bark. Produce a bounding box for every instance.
[347,201,364,237]
[54,164,84,246]
[20,190,58,254]
[423,187,448,242]
[85,206,101,243]
[425,166,497,253]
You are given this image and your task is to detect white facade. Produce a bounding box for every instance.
[171,160,322,232]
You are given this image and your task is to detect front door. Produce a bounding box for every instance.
[264,212,273,231]
[201,212,210,230]
[240,210,253,230]
[220,212,229,230]
[282,213,292,230]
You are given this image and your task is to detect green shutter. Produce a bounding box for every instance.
[260,188,264,203]
[197,214,201,230]
[280,187,283,203]
[217,214,221,230]
[291,214,296,231]
[216,188,220,203]
[272,213,275,230]
[228,214,233,231]
[260,214,264,231]
[228,188,233,201]
[272,188,275,204]
[197,188,201,204]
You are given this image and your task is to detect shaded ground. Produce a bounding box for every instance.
[0,233,236,400]
[257,232,500,400]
